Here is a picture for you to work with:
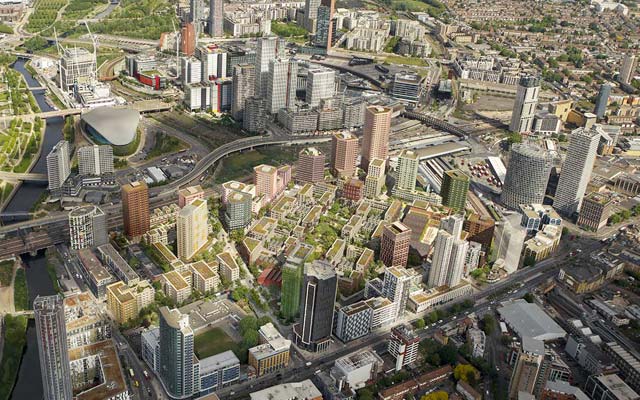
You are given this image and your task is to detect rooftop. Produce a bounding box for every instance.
[163,270,189,291]
[69,340,128,400]
[81,107,140,146]
[190,260,217,280]
[249,380,322,400]
[199,350,240,374]
[592,374,639,399]
[498,299,566,341]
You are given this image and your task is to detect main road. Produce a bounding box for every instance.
[217,240,605,399]
[0,133,332,235]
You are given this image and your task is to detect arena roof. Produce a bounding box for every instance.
[81,107,140,146]
[498,299,566,342]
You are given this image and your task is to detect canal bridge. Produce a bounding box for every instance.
[0,171,48,183]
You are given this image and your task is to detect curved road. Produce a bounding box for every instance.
[0,133,332,235]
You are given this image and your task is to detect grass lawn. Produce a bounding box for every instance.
[194,327,240,359]
[0,260,14,287]
[13,268,28,311]
[0,314,28,400]
[384,55,428,66]
[214,145,303,184]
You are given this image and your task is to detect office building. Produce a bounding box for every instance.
[306,67,336,107]
[177,198,208,260]
[58,47,97,92]
[281,243,314,320]
[198,351,241,394]
[603,342,640,393]
[224,190,252,231]
[554,126,601,216]
[304,0,322,31]
[391,72,424,105]
[178,185,204,208]
[594,84,611,119]
[388,325,419,371]
[122,181,150,237]
[381,266,414,320]
[248,323,291,376]
[331,131,358,178]
[266,58,298,114]
[619,54,636,85]
[493,214,527,274]
[34,295,73,400]
[314,0,335,49]
[297,147,325,183]
[584,374,639,400]
[441,169,470,211]
[68,205,108,250]
[364,158,386,198]
[501,143,553,210]
[334,301,373,342]
[250,380,322,400]
[519,204,562,233]
[509,337,546,399]
[361,106,392,170]
[47,140,70,191]
[159,307,196,398]
[396,150,419,192]
[231,63,255,121]
[209,0,223,37]
[255,37,278,97]
[106,280,155,324]
[380,222,411,268]
[77,145,113,176]
[510,75,540,133]
[578,192,615,232]
[331,350,384,394]
[243,97,268,133]
[293,260,338,352]
[180,23,196,56]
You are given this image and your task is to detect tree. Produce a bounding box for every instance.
[438,343,458,365]
[454,364,479,385]
[414,318,426,329]
[523,293,535,303]
[523,255,536,267]
[241,330,259,348]
[358,388,375,400]
[421,391,449,400]
[230,229,245,243]
[482,314,496,335]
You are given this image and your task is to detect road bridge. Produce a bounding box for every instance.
[0,99,174,122]
[402,110,469,139]
[0,171,47,183]
[0,134,333,256]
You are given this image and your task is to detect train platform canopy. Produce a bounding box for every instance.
[413,142,470,160]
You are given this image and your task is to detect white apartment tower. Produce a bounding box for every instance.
[501,143,553,210]
[181,56,202,86]
[267,59,298,114]
[554,126,602,216]
[396,150,419,192]
[77,145,114,176]
[177,198,208,260]
[68,205,108,250]
[306,67,336,107]
[510,76,540,133]
[619,53,636,85]
[46,140,70,191]
[304,0,322,32]
[428,217,469,288]
[254,37,278,97]
[381,266,413,320]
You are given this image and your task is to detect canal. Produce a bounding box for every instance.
[5,58,64,398]
[2,58,64,222]
[12,251,55,399]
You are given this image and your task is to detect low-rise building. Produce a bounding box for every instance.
[106,280,155,324]
[577,192,614,232]
[217,252,240,282]
[249,379,322,400]
[190,260,220,294]
[162,270,192,304]
[334,301,373,342]
[248,323,291,377]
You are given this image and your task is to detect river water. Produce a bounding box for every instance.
[2,58,64,222]
[7,58,64,398]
